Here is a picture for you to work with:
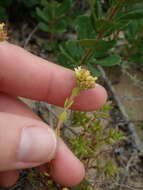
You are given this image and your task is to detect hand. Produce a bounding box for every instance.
[0,42,107,187]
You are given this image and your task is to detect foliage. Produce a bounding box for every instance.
[55,0,143,72]
[56,67,97,136]
[0,0,14,19]
[36,0,71,33]
[0,0,40,21]
[68,102,124,189]
[35,0,72,51]
[1,0,143,189]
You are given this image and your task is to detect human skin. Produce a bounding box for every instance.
[0,42,107,187]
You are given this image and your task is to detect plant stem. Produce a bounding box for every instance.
[59,45,77,65]
[56,0,125,135]
[55,88,80,136]
[79,48,93,66]
[55,107,69,136]
[88,0,97,21]
[107,4,119,20]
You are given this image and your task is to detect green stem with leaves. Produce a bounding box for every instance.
[55,87,80,136]
[55,0,126,136]
[55,66,97,136]
[79,1,125,66]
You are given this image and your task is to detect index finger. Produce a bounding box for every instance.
[0,42,107,111]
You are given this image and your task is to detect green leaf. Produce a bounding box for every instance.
[0,6,7,20]
[56,0,72,17]
[101,101,112,112]
[125,20,143,39]
[75,15,96,40]
[0,0,13,7]
[57,40,84,68]
[95,19,113,33]
[96,55,121,67]
[131,54,143,65]
[72,88,80,97]
[57,40,84,69]
[71,186,82,190]
[23,0,39,7]
[105,160,118,178]
[87,64,101,77]
[42,40,57,51]
[50,19,67,33]
[124,0,143,5]
[38,22,49,32]
[36,7,50,23]
[71,180,93,190]
[40,0,57,19]
[105,20,130,36]
[41,0,49,6]
[57,53,74,69]
[119,11,143,20]
[64,40,84,60]
[59,111,68,123]
[78,39,116,52]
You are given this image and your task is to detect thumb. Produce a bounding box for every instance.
[0,112,57,171]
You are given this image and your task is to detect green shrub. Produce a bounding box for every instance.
[1,0,143,189]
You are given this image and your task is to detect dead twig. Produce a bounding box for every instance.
[115,182,143,190]
[97,65,143,151]
[24,25,38,48]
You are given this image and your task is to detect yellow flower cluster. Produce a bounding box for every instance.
[0,23,8,41]
[74,66,97,90]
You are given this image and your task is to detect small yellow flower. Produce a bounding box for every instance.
[47,180,53,185]
[43,172,50,177]
[74,66,97,90]
[0,23,5,30]
[0,23,8,41]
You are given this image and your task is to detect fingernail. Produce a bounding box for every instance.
[19,126,57,163]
